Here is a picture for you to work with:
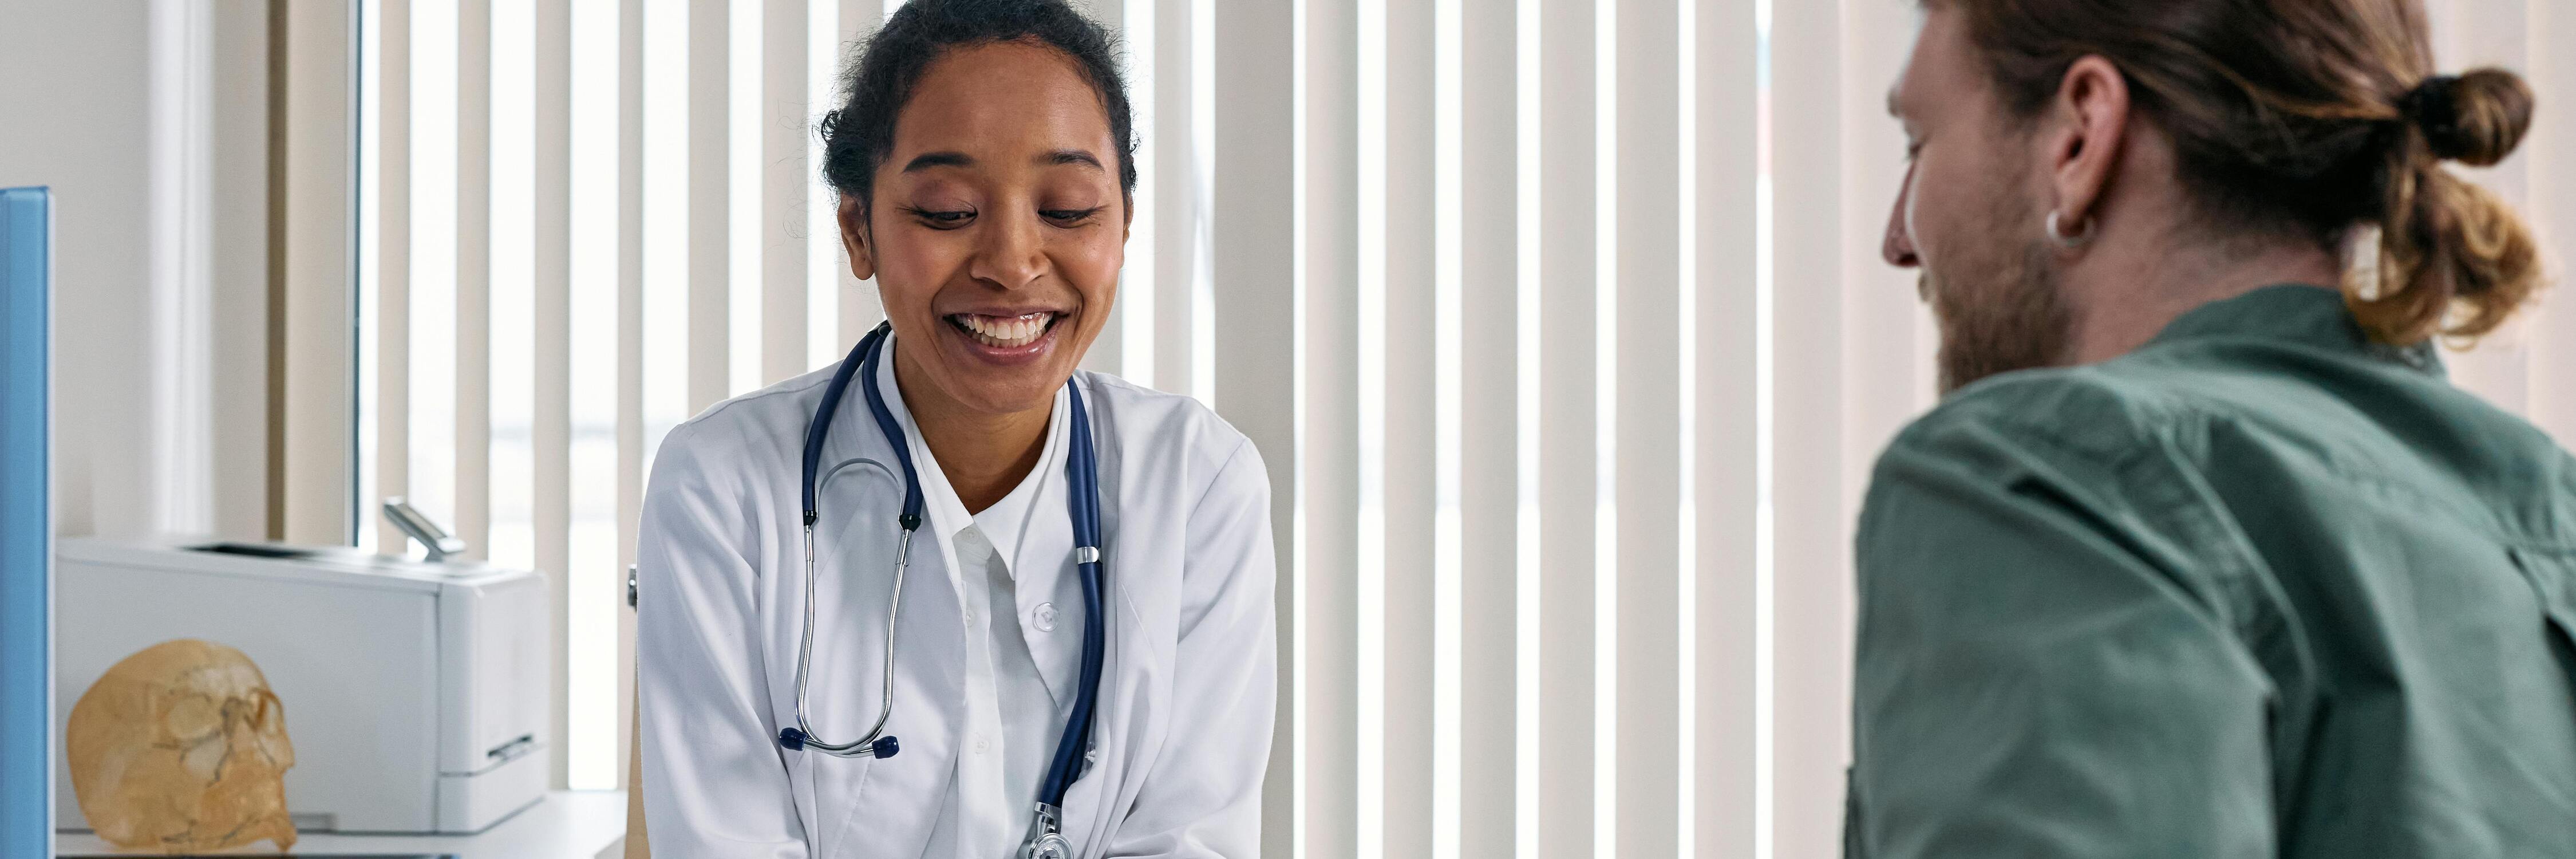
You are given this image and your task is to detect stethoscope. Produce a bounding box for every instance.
[776,321,1108,859]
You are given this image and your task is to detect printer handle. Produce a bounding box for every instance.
[383,497,469,562]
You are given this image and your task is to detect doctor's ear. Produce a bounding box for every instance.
[839,194,878,281]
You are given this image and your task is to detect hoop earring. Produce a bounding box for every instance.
[2046,211,2095,248]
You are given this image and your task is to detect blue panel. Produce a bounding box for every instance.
[0,187,53,850]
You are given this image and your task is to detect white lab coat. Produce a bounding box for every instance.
[636,360,1277,859]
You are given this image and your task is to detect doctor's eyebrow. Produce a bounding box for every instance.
[902,151,974,172]
[1043,149,1106,172]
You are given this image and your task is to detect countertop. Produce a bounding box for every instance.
[55,790,626,859]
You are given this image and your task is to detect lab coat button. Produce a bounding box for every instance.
[974,734,990,754]
[1033,602,1059,632]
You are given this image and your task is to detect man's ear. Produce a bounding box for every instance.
[838,194,876,281]
[2046,55,2130,234]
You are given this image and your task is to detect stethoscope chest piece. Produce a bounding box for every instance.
[1026,833,1073,859]
[1021,803,1074,859]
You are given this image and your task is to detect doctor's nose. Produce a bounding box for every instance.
[1884,163,1921,269]
[969,211,1049,291]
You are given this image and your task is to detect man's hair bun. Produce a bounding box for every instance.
[2402,69,2534,167]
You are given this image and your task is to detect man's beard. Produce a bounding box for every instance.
[1920,195,2072,395]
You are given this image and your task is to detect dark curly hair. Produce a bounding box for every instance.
[819,0,1137,216]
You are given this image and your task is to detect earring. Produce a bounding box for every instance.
[2046,211,2094,248]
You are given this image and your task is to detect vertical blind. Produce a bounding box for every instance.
[345,0,2576,856]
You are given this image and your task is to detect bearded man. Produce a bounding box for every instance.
[1851,1,2574,856]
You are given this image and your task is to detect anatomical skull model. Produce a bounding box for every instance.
[67,639,299,853]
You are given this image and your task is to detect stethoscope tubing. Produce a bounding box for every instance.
[783,322,914,759]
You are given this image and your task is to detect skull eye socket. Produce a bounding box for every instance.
[161,694,222,744]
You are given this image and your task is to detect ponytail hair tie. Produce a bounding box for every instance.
[2400,74,2467,160]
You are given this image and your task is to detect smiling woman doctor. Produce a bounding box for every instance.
[633,2,1277,857]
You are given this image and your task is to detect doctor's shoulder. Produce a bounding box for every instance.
[1076,369,1272,513]
[643,369,840,504]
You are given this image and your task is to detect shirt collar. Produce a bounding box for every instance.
[970,386,1068,578]
[2144,283,2444,375]
[870,332,1069,576]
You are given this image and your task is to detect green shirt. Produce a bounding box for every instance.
[1846,285,2576,858]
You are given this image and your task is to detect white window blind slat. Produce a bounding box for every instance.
[764,0,811,384]
[1511,1,1546,852]
[488,0,536,576]
[1432,1,1468,854]
[1152,0,1204,397]
[1453,0,1522,854]
[639,0,691,475]
[1373,0,1440,855]
[2530,3,2576,447]
[1611,0,1685,854]
[1534,0,1606,854]
[726,0,762,396]
[363,0,410,559]
[1689,1,1764,855]
[408,0,461,562]
[1765,0,1850,854]
[560,0,621,793]
[690,0,732,415]
[613,0,648,793]
[526,0,579,791]
[1206,3,1299,853]
[455,0,492,563]
[807,0,844,369]
[1291,1,1363,856]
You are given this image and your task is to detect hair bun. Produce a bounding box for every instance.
[2401,69,2534,167]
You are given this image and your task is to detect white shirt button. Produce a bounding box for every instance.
[973,734,990,754]
[963,609,977,626]
[1033,602,1059,633]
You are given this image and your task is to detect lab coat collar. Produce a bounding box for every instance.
[867,334,1071,568]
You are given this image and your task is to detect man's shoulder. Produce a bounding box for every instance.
[1892,362,2191,467]
[1886,348,2576,547]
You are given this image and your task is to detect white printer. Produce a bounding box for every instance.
[53,535,551,834]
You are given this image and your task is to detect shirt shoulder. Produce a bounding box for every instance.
[1897,343,2576,547]
[1883,362,2186,482]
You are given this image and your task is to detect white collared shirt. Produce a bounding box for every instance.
[911,382,1076,859]
[637,332,1277,859]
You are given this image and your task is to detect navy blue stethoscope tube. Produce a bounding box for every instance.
[780,321,1107,854]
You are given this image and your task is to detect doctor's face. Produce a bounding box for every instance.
[1883,7,2070,395]
[842,40,1128,416]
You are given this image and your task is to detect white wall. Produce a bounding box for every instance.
[0,0,270,541]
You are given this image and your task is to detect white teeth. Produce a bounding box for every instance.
[954,312,1054,348]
